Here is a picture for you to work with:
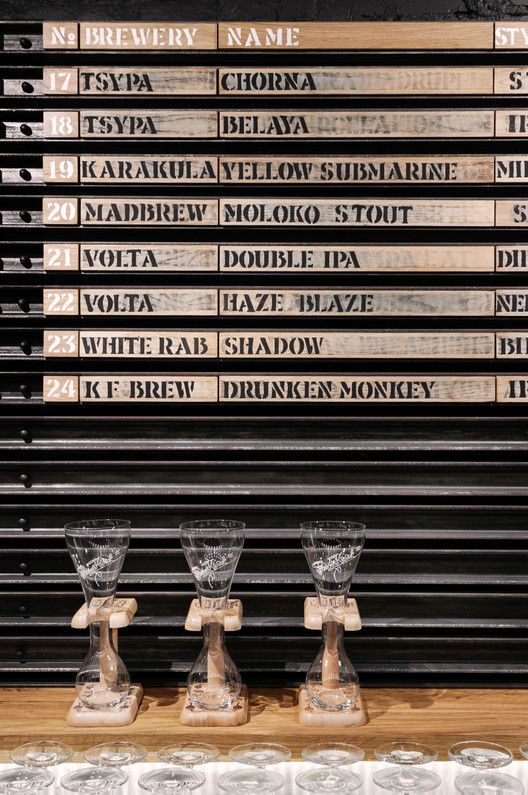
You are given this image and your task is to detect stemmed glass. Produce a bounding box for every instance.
[218,743,291,793]
[147,743,219,791]
[0,767,54,793]
[301,520,365,711]
[84,740,147,767]
[60,767,127,794]
[180,519,245,711]
[373,741,441,792]
[65,519,131,710]
[296,742,364,792]
[138,767,205,793]
[158,741,220,767]
[449,741,524,793]
[10,740,74,793]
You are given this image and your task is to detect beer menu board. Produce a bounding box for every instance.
[3,21,528,404]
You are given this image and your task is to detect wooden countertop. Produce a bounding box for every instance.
[0,687,526,760]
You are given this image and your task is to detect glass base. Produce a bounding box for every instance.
[217,769,284,793]
[84,741,147,766]
[157,742,220,767]
[60,767,127,793]
[0,767,54,793]
[373,766,441,792]
[455,771,525,794]
[76,683,130,710]
[138,768,205,792]
[296,768,362,792]
[11,740,73,767]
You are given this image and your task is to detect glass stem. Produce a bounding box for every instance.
[200,597,227,688]
[91,601,116,690]
[321,620,342,690]
[319,594,346,691]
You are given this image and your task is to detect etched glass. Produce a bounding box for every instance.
[301,520,365,711]
[65,519,131,710]
[180,519,244,711]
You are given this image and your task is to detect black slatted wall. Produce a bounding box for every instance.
[1,1,528,689]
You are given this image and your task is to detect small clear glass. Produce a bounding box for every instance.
[138,767,205,792]
[10,740,74,793]
[0,767,54,793]
[296,742,364,792]
[65,519,131,710]
[301,520,365,712]
[374,741,441,792]
[180,519,245,711]
[158,742,220,767]
[449,741,523,794]
[84,740,147,767]
[218,742,290,793]
[60,767,127,794]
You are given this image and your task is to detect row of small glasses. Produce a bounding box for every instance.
[2,738,528,793]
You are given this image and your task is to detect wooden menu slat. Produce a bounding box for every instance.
[43,331,218,358]
[43,375,218,402]
[75,157,218,183]
[220,199,494,227]
[42,289,218,316]
[497,377,528,401]
[220,245,494,272]
[220,111,494,138]
[219,157,493,184]
[219,332,495,359]
[75,67,216,95]
[219,375,496,402]
[79,111,218,138]
[80,199,218,225]
[79,244,218,271]
[218,68,492,95]
[79,23,217,50]
[217,22,493,50]
[496,334,528,358]
[220,290,494,316]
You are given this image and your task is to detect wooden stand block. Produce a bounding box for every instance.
[71,597,138,629]
[299,596,368,726]
[304,597,361,632]
[298,686,368,727]
[185,598,242,632]
[180,685,249,727]
[67,684,143,728]
[69,597,142,728]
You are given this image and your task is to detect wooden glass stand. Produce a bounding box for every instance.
[68,597,143,727]
[180,598,249,727]
[299,597,369,727]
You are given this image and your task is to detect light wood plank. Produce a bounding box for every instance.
[219,332,495,358]
[219,68,492,95]
[79,157,217,183]
[78,68,216,95]
[220,111,494,138]
[80,111,217,138]
[220,157,493,184]
[44,331,217,358]
[78,376,218,402]
[219,290,494,317]
[2,687,528,757]
[80,199,218,225]
[220,376,495,402]
[218,22,493,50]
[220,245,494,272]
[79,23,217,50]
[220,199,494,227]
[497,377,528,400]
[80,244,217,271]
[79,289,218,316]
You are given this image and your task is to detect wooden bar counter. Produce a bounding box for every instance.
[0,688,526,759]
